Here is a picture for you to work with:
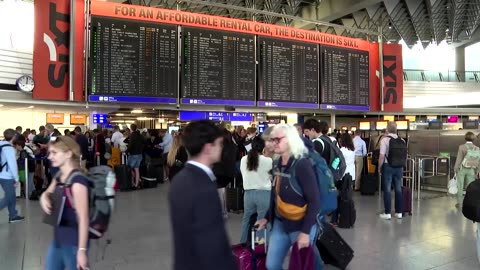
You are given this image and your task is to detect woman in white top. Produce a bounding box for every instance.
[331,133,356,225]
[239,137,273,243]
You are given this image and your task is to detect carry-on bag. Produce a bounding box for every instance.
[402,186,412,215]
[232,228,267,270]
[316,222,354,270]
[360,174,377,195]
[226,176,244,212]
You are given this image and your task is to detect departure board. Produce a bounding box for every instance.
[320,45,369,110]
[89,16,178,104]
[258,37,319,109]
[181,27,256,106]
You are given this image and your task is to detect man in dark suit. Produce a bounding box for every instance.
[169,120,237,270]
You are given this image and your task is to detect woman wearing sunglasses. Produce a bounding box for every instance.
[40,136,90,270]
[255,124,323,270]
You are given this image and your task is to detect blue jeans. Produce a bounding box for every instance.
[128,154,142,168]
[45,241,80,270]
[382,164,403,214]
[0,179,18,219]
[266,218,323,270]
[240,190,271,243]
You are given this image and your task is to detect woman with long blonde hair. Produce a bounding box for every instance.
[40,136,90,270]
[166,133,188,180]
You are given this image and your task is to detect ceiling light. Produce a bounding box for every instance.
[0,104,3,107]
[27,105,34,109]
[137,117,150,121]
[158,118,165,123]
[115,113,124,116]
[131,109,142,114]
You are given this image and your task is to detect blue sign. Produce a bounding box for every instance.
[89,95,177,104]
[257,101,318,109]
[258,122,267,134]
[320,104,370,111]
[92,114,107,124]
[179,111,254,122]
[181,98,255,107]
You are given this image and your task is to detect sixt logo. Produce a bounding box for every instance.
[43,2,70,88]
[383,55,397,105]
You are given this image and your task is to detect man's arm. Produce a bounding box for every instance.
[6,146,19,182]
[378,138,387,174]
[362,141,367,157]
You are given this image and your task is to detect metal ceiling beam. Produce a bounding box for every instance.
[178,0,381,35]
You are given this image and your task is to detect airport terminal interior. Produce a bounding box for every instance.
[2,0,480,269]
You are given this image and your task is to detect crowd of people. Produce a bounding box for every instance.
[3,119,480,269]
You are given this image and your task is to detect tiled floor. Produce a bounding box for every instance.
[1,185,479,270]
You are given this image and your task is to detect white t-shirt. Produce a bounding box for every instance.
[111,131,123,147]
[240,155,273,191]
[340,147,355,181]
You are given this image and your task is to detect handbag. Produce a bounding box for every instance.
[448,175,458,195]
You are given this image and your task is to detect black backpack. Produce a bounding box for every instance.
[386,136,407,168]
[0,144,13,172]
[463,180,480,222]
[313,136,346,181]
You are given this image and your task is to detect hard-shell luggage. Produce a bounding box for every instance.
[338,199,356,229]
[367,154,376,174]
[115,165,132,191]
[226,176,244,212]
[316,222,354,270]
[402,186,412,215]
[232,228,267,270]
[360,174,377,195]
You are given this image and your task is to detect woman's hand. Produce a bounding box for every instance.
[254,218,268,230]
[40,193,52,215]
[77,249,89,270]
[296,232,310,249]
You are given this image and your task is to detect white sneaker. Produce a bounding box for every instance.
[379,213,391,220]
[395,213,403,219]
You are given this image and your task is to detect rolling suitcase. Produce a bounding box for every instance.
[226,175,244,212]
[402,186,412,215]
[338,199,356,229]
[232,228,267,270]
[360,174,377,195]
[316,222,354,270]
[115,153,132,191]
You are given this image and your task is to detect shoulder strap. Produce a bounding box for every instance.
[313,137,325,152]
[64,170,86,209]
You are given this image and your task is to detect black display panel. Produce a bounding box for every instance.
[258,37,319,109]
[181,27,256,106]
[320,46,369,111]
[89,16,178,104]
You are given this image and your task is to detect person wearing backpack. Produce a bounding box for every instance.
[40,136,90,270]
[378,122,407,220]
[454,132,480,208]
[255,124,323,270]
[0,129,24,223]
[303,119,346,182]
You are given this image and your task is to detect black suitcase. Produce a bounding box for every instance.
[338,199,356,229]
[115,165,132,191]
[317,222,354,270]
[226,177,244,212]
[360,174,377,195]
[402,186,412,215]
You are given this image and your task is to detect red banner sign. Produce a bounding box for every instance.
[33,0,84,101]
[91,1,371,51]
[382,43,403,112]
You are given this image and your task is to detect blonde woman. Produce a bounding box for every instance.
[40,136,90,270]
[166,134,188,180]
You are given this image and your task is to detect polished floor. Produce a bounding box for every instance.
[0,185,479,270]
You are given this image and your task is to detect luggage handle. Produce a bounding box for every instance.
[251,225,268,251]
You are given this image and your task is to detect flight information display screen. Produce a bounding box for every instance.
[258,37,319,109]
[181,27,256,106]
[320,45,369,111]
[89,16,178,103]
